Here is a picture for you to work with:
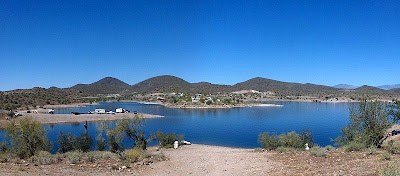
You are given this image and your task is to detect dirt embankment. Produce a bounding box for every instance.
[0,113,163,128]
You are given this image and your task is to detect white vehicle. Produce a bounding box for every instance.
[116,108,124,113]
[106,111,115,114]
[48,109,55,114]
[95,109,106,114]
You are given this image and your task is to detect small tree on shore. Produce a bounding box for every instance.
[115,115,150,150]
[337,99,391,147]
[5,118,51,158]
[57,132,75,153]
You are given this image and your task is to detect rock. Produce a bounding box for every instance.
[33,163,38,167]
[25,163,29,166]
[121,166,127,170]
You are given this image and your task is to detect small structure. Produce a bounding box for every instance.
[95,109,106,114]
[173,141,179,149]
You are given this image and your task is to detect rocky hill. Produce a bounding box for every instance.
[70,77,131,95]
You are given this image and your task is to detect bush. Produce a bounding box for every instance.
[155,131,183,148]
[258,132,280,150]
[344,142,365,152]
[366,146,377,155]
[324,145,335,151]
[0,153,19,163]
[95,136,107,151]
[57,132,75,153]
[279,131,303,148]
[5,118,51,158]
[381,151,391,160]
[378,161,400,176]
[28,151,56,165]
[338,99,392,148]
[124,148,144,163]
[0,142,10,153]
[258,130,314,150]
[74,133,92,152]
[386,140,400,154]
[65,151,83,164]
[309,146,327,157]
[276,147,297,153]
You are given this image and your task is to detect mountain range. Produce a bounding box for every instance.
[3,75,400,97]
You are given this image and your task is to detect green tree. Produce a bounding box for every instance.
[115,115,150,150]
[390,100,400,123]
[74,133,93,152]
[338,99,391,147]
[57,132,75,153]
[5,118,51,158]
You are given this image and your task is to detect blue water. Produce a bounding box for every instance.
[0,102,351,152]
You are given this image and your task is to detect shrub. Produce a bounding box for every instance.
[299,129,314,147]
[338,99,391,148]
[276,147,297,153]
[324,145,335,151]
[153,151,165,161]
[386,140,400,154]
[95,136,107,151]
[5,118,51,158]
[344,141,365,152]
[279,131,303,149]
[57,132,75,153]
[74,133,92,152]
[309,146,327,157]
[28,151,55,165]
[0,153,19,163]
[65,151,82,164]
[381,151,391,160]
[124,148,144,163]
[155,131,183,148]
[378,161,400,176]
[258,132,280,150]
[0,142,10,153]
[366,146,377,155]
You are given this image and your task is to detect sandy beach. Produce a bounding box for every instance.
[0,112,163,128]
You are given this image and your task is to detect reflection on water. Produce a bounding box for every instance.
[1,102,351,153]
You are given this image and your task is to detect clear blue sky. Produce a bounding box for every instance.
[1,0,399,91]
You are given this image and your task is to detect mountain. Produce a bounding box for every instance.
[377,84,400,90]
[191,82,234,94]
[71,77,131,95]
[131,75,192,93]
[353,85,387,95]
[233,77,338,95]
[333,84,359,89]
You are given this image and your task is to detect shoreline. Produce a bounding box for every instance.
[0,112,163,128]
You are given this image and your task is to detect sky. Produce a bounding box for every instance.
[1,0,399,91]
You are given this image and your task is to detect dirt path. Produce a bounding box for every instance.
[137,144,280,175]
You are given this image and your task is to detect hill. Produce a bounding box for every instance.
[131,75,192,93]
[333,84,359,89]
[378,84,400,90]
[70,77,131,95]
[233,77,338,95]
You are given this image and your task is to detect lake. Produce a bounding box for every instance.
[1,102,352,152]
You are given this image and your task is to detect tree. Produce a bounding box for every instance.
[390,100,400,123]
[74,133,93,152]
[115,115,149,150]
[57,132,75,153]
[339,99,391,147]
[5,118,51,158]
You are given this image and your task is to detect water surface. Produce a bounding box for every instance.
[1,102,351,152]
